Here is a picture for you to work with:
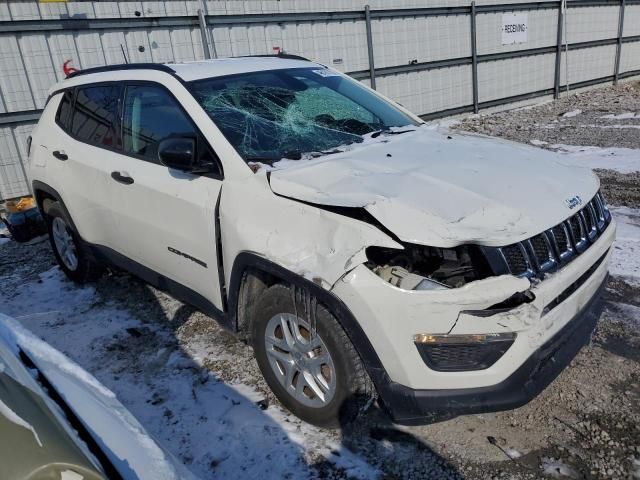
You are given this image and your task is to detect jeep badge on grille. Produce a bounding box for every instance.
[565,195,583,210]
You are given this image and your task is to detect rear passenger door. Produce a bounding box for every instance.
[50,84,122,248]
[107,83,225,309]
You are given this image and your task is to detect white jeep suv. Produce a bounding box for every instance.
[28,56,615,427]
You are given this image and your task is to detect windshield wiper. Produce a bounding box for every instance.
[370,128,414,138]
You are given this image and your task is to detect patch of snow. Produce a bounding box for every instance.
[0,397,43,447]
[605,302,640,329]
[600,112,639,120]
[0,314,115,399]
[579,124,640,130]
[562,109,582,118]
[0,268,378,479]
[0,223,9,245]
[541,457,580,478]
[549,144,640,173]
[431,118,461,129]
[610,207,640,286]
[530,139,548,146]
[632,456,640,478]
[505,448,522,459]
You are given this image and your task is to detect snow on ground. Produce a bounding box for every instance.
[610,207,640,286]
[562,109,582,118]
[578,124,640,130]
[536,144,640,173]
[0,267,378,480]
[0,223,9,245]
[600,112,639,120]
[540,457,580,478]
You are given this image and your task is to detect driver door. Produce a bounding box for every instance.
[107,83,224,309]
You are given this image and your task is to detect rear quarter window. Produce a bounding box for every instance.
[55,90,73,130]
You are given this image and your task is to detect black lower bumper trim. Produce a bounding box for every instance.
[378,274,607,426]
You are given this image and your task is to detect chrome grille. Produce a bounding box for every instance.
[499,192,611,279]
[531,235,549,263]
[552,224,569,254]
[501,243,530,276]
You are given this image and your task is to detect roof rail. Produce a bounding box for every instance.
[66,63,176,79]
[239,53,311,62]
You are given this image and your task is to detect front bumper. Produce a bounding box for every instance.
[377,273,606,425]
[331,218,615,424]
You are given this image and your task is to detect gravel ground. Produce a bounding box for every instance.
[454,81,640,210]
[2,82,639,479]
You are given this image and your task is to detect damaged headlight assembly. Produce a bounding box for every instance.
[366,244,522,371]
[366,244,493,291]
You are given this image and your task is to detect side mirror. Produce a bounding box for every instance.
[158,137,196,171]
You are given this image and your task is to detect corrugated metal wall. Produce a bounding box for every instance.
[1,0,639,200]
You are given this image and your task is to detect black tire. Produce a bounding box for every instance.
[251,283,375,428]
[45,202,103,283]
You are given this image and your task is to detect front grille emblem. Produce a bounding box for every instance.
[565,195,583,210]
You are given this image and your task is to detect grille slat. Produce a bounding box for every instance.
[531,235,550,264]
[500,191,610,278]
[552,224,569,254]
[569,216,583,244]
[502,244,529,276]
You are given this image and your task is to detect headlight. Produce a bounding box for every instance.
[366,244,492,289]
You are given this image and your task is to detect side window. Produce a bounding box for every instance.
[55,90,73,130]
[70,85,121,148]
[122,85,204,163]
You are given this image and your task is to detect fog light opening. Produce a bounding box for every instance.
[414,332,516,372]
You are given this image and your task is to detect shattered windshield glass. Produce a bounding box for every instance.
[189,67,417,163]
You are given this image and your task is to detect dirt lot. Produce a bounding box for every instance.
[1,82,639,480]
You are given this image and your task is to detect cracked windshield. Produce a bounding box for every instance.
[189,67,417,163]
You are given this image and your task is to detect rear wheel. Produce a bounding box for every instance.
[45,202,103,283]
[251,283,374,427]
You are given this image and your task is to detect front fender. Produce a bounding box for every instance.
[219,174,401,291]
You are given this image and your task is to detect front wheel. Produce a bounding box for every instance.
[251,283,374,428]
[46,202,103,283]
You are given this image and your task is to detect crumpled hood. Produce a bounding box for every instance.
[269,127,600,247]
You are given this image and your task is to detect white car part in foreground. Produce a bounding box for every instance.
[0,313,199,480]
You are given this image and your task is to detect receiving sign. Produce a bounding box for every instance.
[502,13,528,45]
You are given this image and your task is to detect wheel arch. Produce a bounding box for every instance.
[227,251,390,389]
[32,181,78,231]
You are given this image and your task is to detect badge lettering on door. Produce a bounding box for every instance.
[168,247,207,268]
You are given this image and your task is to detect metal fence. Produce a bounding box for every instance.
[1,0,639,200]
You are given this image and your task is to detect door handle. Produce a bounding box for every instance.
[111,171,134,185]
[52,150,68,161]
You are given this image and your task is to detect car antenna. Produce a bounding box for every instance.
[120,45,129,64]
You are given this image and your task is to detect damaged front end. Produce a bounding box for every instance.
[365,241,535,305]
[360,242,540,373]
[366,243,494,290]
